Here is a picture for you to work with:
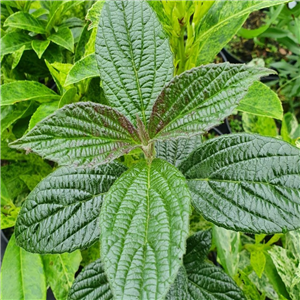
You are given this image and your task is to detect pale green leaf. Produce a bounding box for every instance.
[0,31,32,56]
[65,54,99,86]
[48,26,74,52]
[0,81,60,106]
[281,112,300,144]
[250,251,266,278]
[43,251,82,300]
[86,0,105,30]
[100,159,190,299]
[58,87,77,108]
[237,81,283,120]
[0,235,46,300]
[15,163,126,253]
[149,63,275,141]
[10,102,141,166]
[32,40,50,59]
[96,0,174,126]
[180,133,300,233]
[4,11,47,34]
[12,45,26,69]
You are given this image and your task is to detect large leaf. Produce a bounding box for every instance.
[10,102,140,166]
[180,133,300,233]
[4,11,47,34]
[0,81,60,106]
[43,251,82,300]
[95,0,173,126]
[68,259,113,300]
[149,63,275,141]
[0,235,46,300]
[15,162,126,253]
[196,0,290,65]
[100,159,191,300]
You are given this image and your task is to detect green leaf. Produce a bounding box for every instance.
[242,113,278,137]
[15,162,126,253]
[43,251,82,300]
[100,159,191,300]
[165,266,188,300]
[155,135,202,168]
[0,31,32,56]
[48,26,74,52]
[80,241,100,267]
[28,101,59,130]
[96,0,174,126]
[65,54,99,86]
[68,259,113,300]
[58,87,77,108]
[281,112,300,144]
[4,11,47,34]
[10,102,140,166]
[196,0,290,65]
[32,40,50,59]
[149,63,275,140]
[250,251,266,279]
[12,45,26,69]
[0,81,60,106]
[0,234,46,300]
[86,0,105,30]
[180,133,300,234]
[237,81,283,120]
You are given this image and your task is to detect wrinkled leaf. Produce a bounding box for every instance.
[96,0,173,126]
[100,159,190,300]
[32,40,50,59]
[180,133,300,233]
[48,26,74,52]
[0,31,32,56]
[10,102,140,166]
[15,162,126,253]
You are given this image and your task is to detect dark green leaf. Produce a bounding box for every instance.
[100,159,191,299]
[15,162,126,253]
[149,63,275,140]
[180,133,300,233]
[48,27,74,52]
[0,81,60,106]
[10,102,140,166]
[165,267,188,300]
[0,31,32,56]
[32,40,50,59]
[96,0,174,126]
[68,259,113,300]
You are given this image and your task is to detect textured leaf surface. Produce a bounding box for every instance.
[149,63,275,140]
[65,54,99,86]
[0,81,60,106]
[95,0,173,126]
[237,81,283,120]
[10,102,140,166]
[48,27,74,52]
[100,159,191,300]
[4,11,47,34]
[0,235,46,300]
[68,259,113,300]
[32,40,50,59]
[155,135,202,167]
[180,133,300,233]
[165,266,189,300]
[43,251,82,300]
[15,162,126,253]
[0,31,32,56]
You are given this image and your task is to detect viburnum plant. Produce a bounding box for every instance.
[6,1,300,300]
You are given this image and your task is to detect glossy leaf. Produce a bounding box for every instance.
[43,251,82,300]
[65,54,99,86]
[15,162,126,253]
[0,31,32,56]
[155,135,202,168]
[4,11,47,34]
[96,0,173,126]
[100,159,191,300]
[180,133,300,233]
[0,235,46,300]
[48,27,74,52]
[10,102,140,166]
[149,63,275,140]
[0,81,60,106]
[32,40,50,59]
[237,81,283,120]
[68,259,113,300]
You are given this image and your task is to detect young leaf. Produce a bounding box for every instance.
[32,40,50,59]
[10,102,140,166]
[86,0,105,30]
[237,81,283,120]
[65,54,99,86]
[15,162,126,253]
[43,251,82,300]
[68,259,113,300]
[0,81,60,106]
[149,63,275,141]
[0,235,46,300]
[48,27,74,52]
[180,133,300,233]
[96,0,174,126]
[58,87,77,108]
[100,159,191,300]
[0,31,33,56]
[4,11,47,34]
